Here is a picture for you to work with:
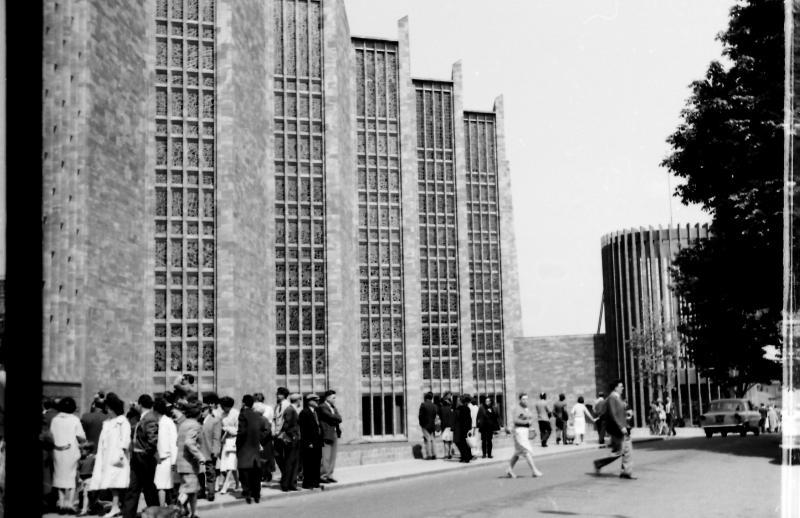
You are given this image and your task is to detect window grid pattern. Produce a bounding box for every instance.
[414,80,461,389]
[154,0,217,379]
[274,0,328,392]
[354,39,405,437]
[463,112,504,397]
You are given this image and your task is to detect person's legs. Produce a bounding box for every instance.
[555,420,562,444]
[422,428,435,458]
[598,420,606,445]
[620,436,633,476]
[122,454,144,518]
[204,460,216,500]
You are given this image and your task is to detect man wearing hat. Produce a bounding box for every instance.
[236,394,269,504]
[278,394,301,492]
[317,390,342,483]
[298,394,323,489]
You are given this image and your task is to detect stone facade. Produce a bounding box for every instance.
[513,334,612,408]
[42,0,521,440]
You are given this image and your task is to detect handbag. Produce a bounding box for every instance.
[466,430,478,450]
[527,427,538,441]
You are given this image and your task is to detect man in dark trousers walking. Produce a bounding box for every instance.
[534,393,552,447]
[593,380,635,479]
[418,392,438,460]
[237,394,269,504]
[122,394,160,518]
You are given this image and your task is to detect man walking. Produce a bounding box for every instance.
[505,392,543,478]
[122,394,160,518]
[418,392,438,460]
[665,396,677,436]
[593,380,635,479]
[317,390,342,483]
[553,394,568,445]
[237,395,269,504]
[534,393,552,447]
[594,392,606,445]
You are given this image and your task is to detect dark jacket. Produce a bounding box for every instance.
[299,407,323,449]
[477,405,500,433]
[418,400,438,432]
[603,392,628,438]
[279,404,300,443]
[316,402,342,443]
[438,403,454,430]
[236,407,269,469]
[80,411,109,454]
[453,405,472,442]
[132,409,160,456]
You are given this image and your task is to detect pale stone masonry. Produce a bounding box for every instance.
[42,0,521,441]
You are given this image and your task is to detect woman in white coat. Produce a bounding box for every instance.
[89,394,130,518]
[153,398,178,505]
[218,396,240,493]
[570,396,597,446]
[50,397,86,513]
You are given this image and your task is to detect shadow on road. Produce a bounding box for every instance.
[636,434,783,464]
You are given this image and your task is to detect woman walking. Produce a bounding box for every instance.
[570,396,596,445]
[89,394,130,518]
[505,392,543,478]
[50,397,86,513]
[154,397,178,505]
[477,397,500,458]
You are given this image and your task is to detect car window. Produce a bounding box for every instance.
[708,401,741,412]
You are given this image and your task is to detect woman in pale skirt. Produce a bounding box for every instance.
[506,393,543,478]
[89,394,130,518]
[570,396,597,445]
[217,396,240,493]
[50,397,86,513]
[153,397,178,505]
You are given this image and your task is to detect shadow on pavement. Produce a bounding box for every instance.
[635,434,782,464]
[538,510,630,518]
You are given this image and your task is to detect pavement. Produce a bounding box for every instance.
[42,427,706,517]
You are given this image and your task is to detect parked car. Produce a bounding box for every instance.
[699,399,761,438]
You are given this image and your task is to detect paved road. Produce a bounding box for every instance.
[201,435,783,518]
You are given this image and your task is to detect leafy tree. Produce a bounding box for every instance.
[662,0,783,397]
[627,320,679,401]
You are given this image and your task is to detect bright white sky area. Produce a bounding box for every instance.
[344,0,732,337]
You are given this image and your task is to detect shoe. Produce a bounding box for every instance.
[532,469,543,477]
[254,498,260,503]
[488,454,493,458]
[326,477,337,483]
[245,497,252,504]
[619,473,637,480]
[505,469,517,478]
[593,460,602,474]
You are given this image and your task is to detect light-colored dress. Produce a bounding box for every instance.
[50,412,85,489]
[89,415,131,490]
[154,414,178,490]
[571,403,594,436]
[219,408,240,472]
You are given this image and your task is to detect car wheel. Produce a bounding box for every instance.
[754,426,760,436]
[721,432,728,437]
[740,428,747,437]
[705,429,713,438]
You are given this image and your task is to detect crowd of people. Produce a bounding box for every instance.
[758,403,781,433]
[647,397,678,436]
[40,374,342,517]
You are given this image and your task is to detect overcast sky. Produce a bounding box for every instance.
[344,0,733,337]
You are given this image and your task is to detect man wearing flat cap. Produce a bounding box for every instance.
[317,390,342,483]
[298,393,323,489]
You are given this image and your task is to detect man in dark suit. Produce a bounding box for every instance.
[418,392,438,460]
[236,395,268,504]
[123,394,161,518]
[279,394,302,492]
[299,393,324,489]
[593,380,635,479]
[317,390,342,483]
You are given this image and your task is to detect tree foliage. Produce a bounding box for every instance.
[662,0,783,397]
[627,320,678,400]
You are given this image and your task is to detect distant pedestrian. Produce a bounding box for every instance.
[153,397,178,506]
[665,396,677,436]
[418,392,439,460]
[656,400,667,435]
[317,390,342,483]
[454,395,474,463]
[278,394,301,492]
[534,393,552,447]
[50,397,86,513]
[89,393,130,518]
[767,405,780,433]
[505,392,543,478]
[593,380,635,479]
[594,392,606,445]
[438,397,455,459]
[758,403,768,433]
[237,394,269,503]
[570,396,596,445]
[175,400,206,518]
[477,397,500,458]
[552,394,568,445]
